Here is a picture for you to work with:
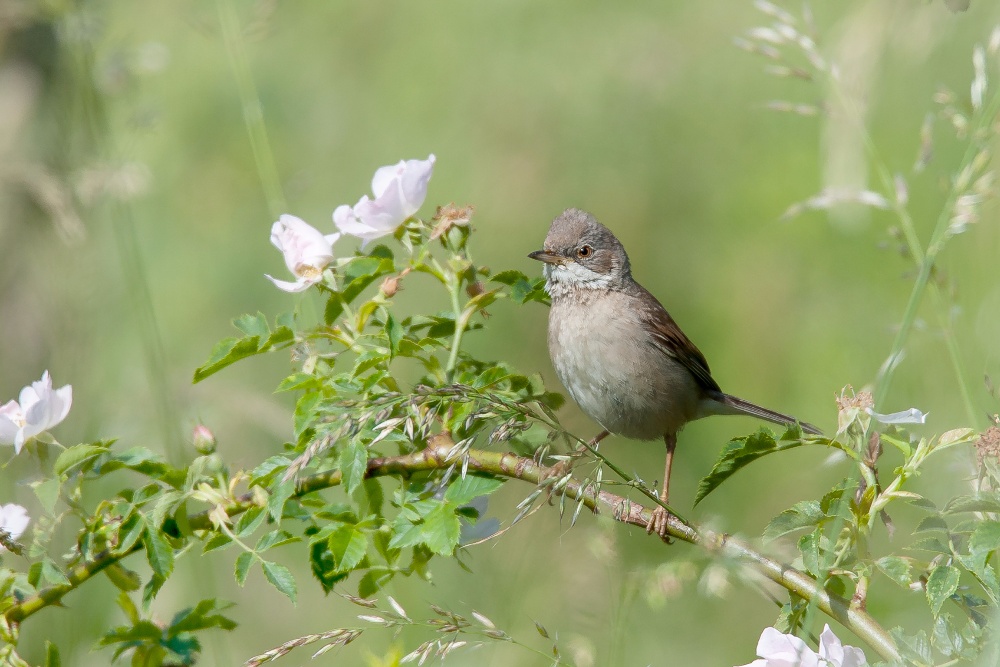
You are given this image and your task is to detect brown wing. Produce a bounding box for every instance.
[633,285,722,395]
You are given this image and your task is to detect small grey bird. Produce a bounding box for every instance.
[529,208,821,536]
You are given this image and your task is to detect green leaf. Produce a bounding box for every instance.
[294,391,323,437]
[234,312,270,339]
[444,475,504,505]
[255,530,300,553]
[927,565,961,616]
[342,256,395,303]
[327,526,368,573]
[44,640,61,667]
[104,563,142,592]
[201,533,233,554]
[118,515,146,553]
[53,443,110,477]
[234,552,253,586]
[31,477,60,515]
[193,336,262,383]
[891,628,933,665]
[339,440,369,496]
[276,372,319,393]
[324,292,346,325]
[262,561,297,603]
[234,506,268,539]
[385,313,404,360]
[168,598,238,636]
[969,520,1000,556]
[267,479,296,522]
[38,559,71,586]
[943,495,1000,514]
[143,524,175,580]
[876,556,913,588]
[695,428,804,505]
[915,515,950,533]
[358,569,395,598]
[763,500,824,542]
[489,269,529,285]
[422,503,462,556]
[934,428,977,452]
[798,530,822,577]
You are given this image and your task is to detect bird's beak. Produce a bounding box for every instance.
[528,249,563,265]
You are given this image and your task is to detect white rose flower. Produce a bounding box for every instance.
[265,214,340,293]
[333,154,435,244]
[0,504,30,549]
[0,371,73,453]
[736,625,867,667]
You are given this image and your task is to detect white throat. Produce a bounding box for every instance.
[543,262,614,299]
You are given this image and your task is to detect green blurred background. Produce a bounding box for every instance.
[2,1,1000,664]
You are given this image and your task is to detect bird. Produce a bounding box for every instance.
[528,208,821,537]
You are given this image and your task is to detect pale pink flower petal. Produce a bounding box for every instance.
[266,214,338,292]
[0,503,30,547]
[334,154,435,244]
[0,401,20,447]
[818,625,867,667]
[0,372,72,453]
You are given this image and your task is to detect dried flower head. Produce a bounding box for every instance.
[430,203,474,240]
[976,426,1000,469]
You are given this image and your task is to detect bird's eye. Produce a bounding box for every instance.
[576,245,593,259]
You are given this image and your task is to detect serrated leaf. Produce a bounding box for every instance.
[327,526,368,573]
[876,556,913,588]
[339,440,369,496]
[234,506,267,539]
[192,336,261,383]
[798,530,822,577]
[168,598,238,635]
[935,428,976,451]
[891,628,933,664]
[255,530,300,552]
[53,443,109,477]
[969,521,1000,556]
[489,269,529,286]
[38,559,70,586]
[927,565,961,616]
[943,495,1000,514]
[268,479,296,522]
[385,314,404,360]
[915,515,950,533]
[420,503,461,556]
[31,477,60,515]
[143,524,174,580]
[235,552,253,586]
[293,391,323,437]
[358,568,394,598]
[763,500,824,541]
[262,561,297,603]
[444,475,504,505]
[276,372,319,393]
[695,428,804,505]
[202,533,232,554]
[234,312,270,339]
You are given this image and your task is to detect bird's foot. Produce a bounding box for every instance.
[645,506,674,543]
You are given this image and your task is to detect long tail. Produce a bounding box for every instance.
[717,393,823,435]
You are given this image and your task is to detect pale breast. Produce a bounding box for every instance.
[547,290,701,440]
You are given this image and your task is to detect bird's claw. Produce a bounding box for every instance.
[645,506,673,543]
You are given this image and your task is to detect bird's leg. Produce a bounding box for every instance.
[647,432,676,538]
[544,429,609,482]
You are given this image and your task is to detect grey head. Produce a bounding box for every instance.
[528,208,632,294]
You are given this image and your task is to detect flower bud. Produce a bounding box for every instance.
[380,275,401,297]
[192,424,217,454]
